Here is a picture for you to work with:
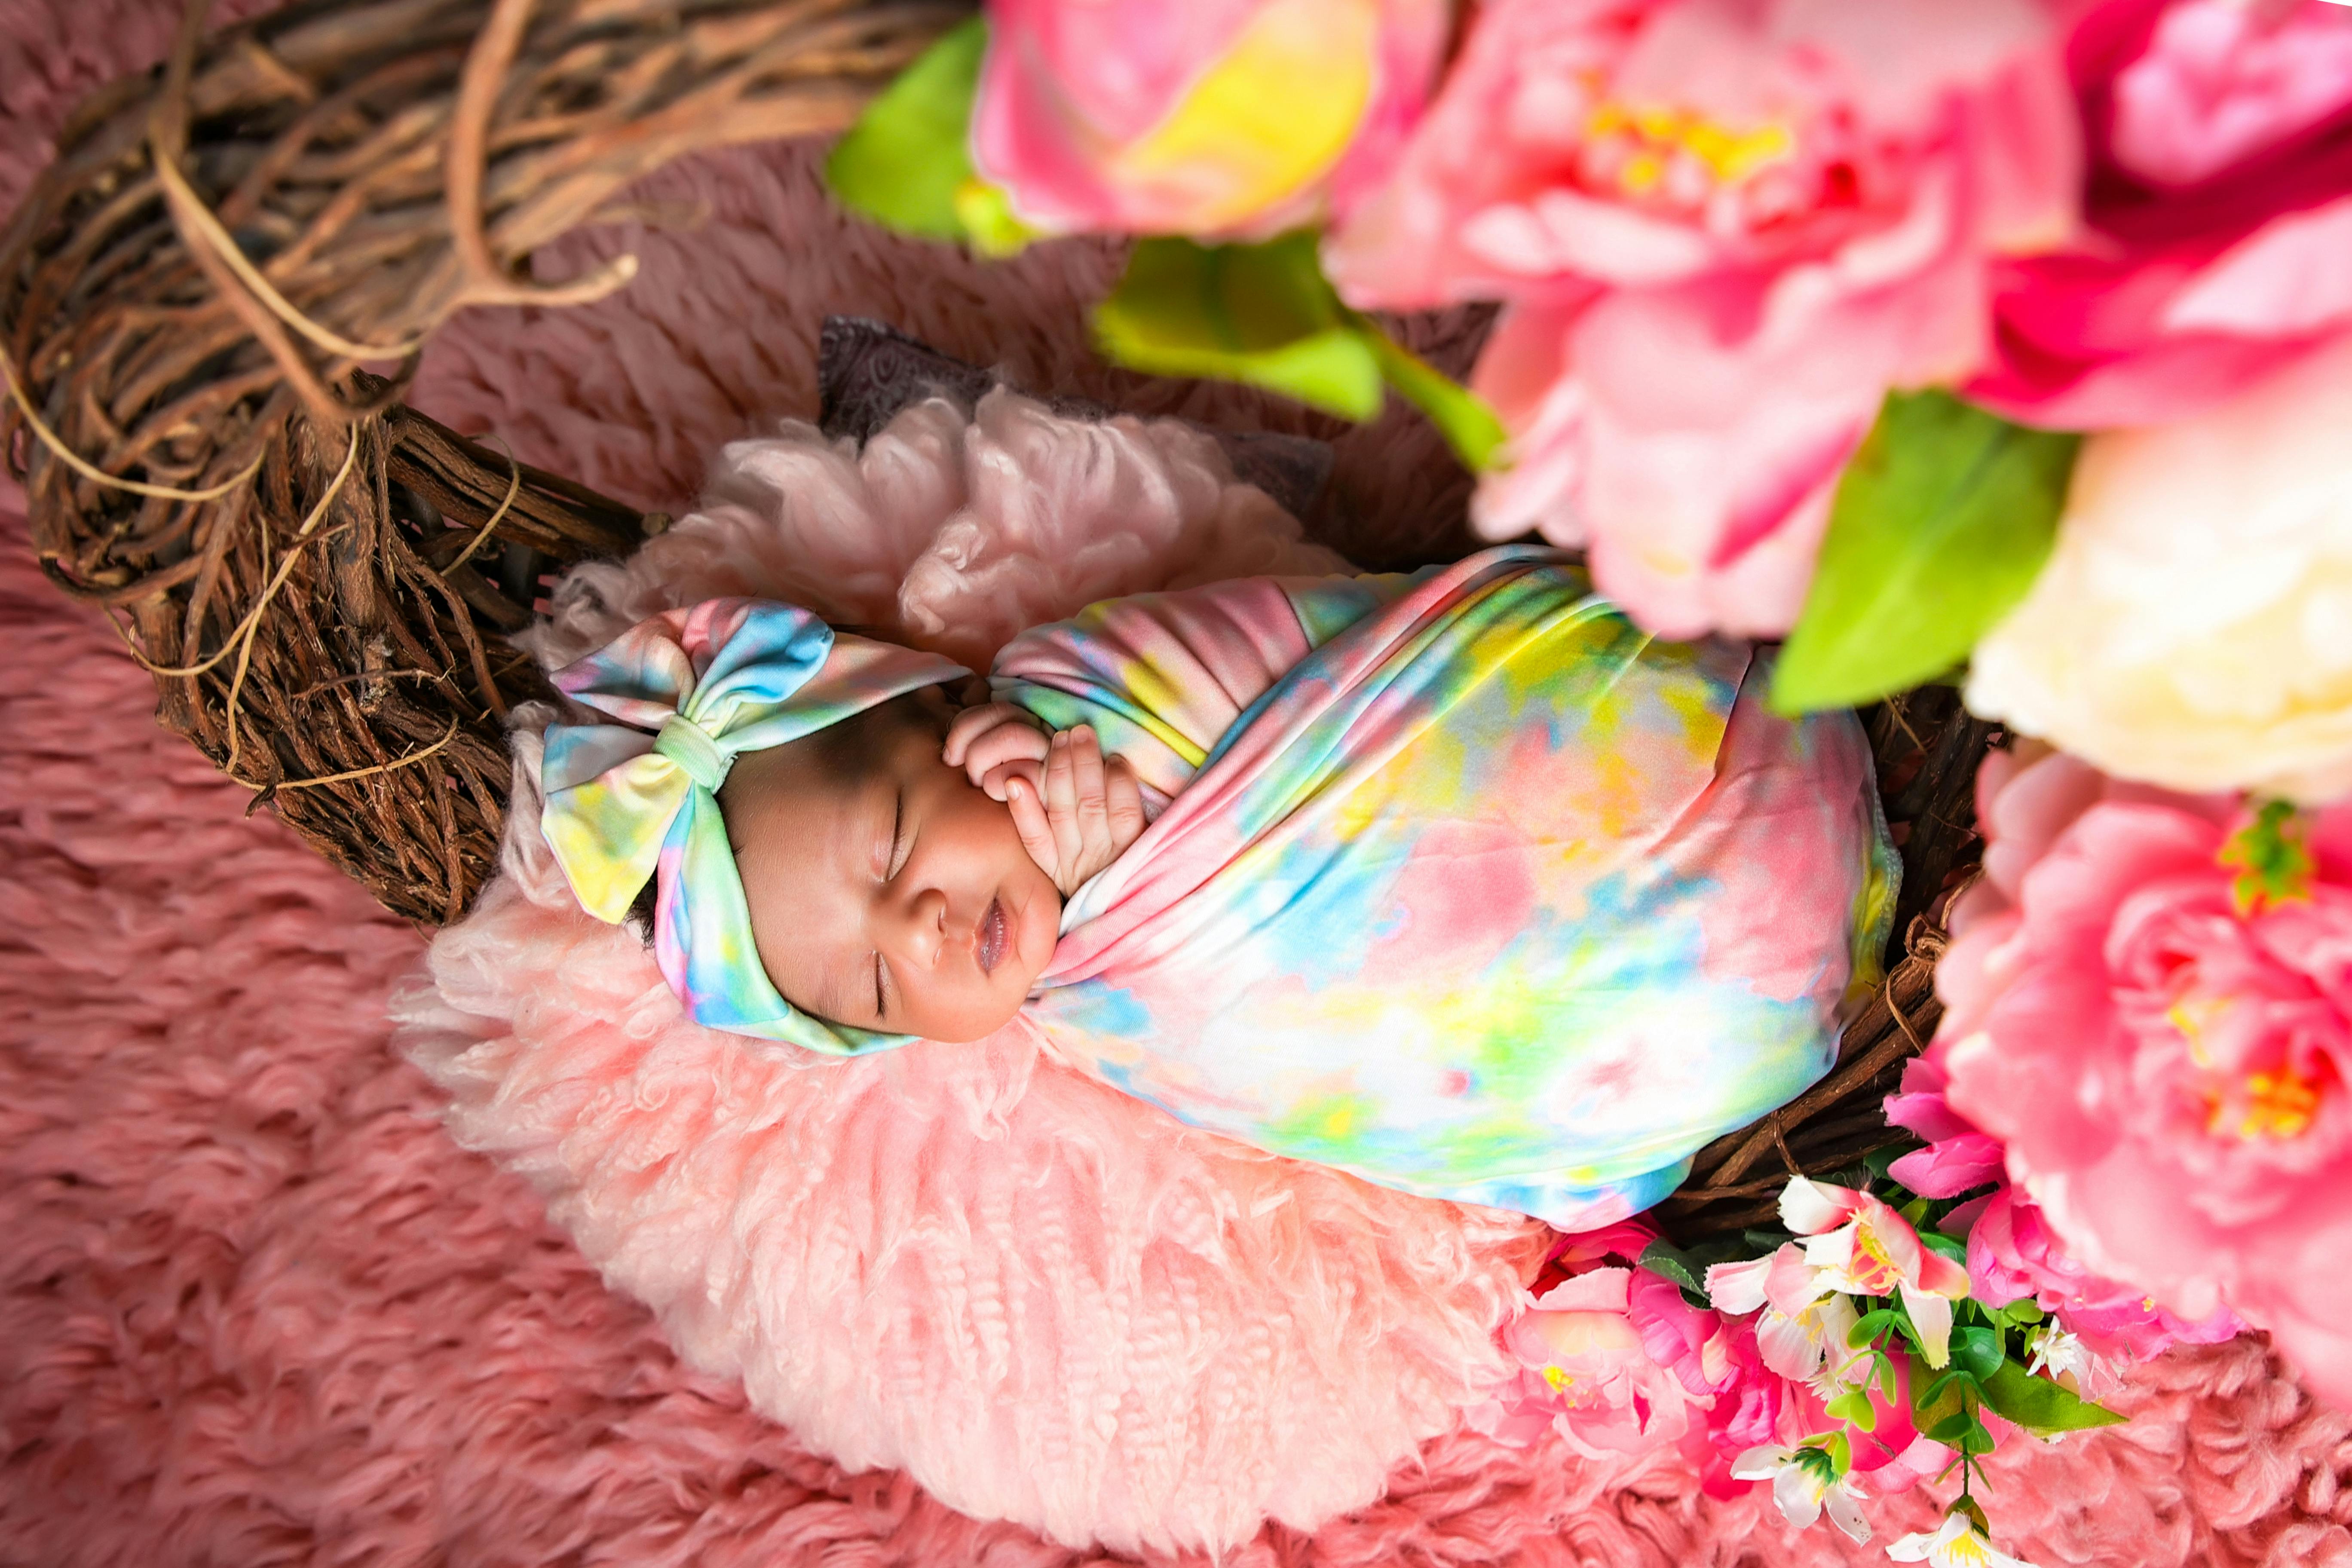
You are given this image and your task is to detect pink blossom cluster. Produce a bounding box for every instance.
[974,0,2352,639]
[1468,1213,1945,1507]
[1320,0,2352,637]
[1926,744,2352,1406]
[1884,1054,2245,1366]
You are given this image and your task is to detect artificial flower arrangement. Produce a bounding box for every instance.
[821,0,2352,1559]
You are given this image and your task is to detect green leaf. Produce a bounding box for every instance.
[1925,1410,1997,1456]
[1635,1240,1703,1295]
[825,18,992,242]
[952,180,1043,258]
[1977,1360,2128,1434]
[1634,1240,1716,1311]
[1095,235,1384,420]
[1950,1326,2004,1383]
[1825,1386,1877,1432]
[1770,390,2081,715]
[1363,329,1509,472]
[1915,1369,1969,1409]
[1924,1411,1978,1444]
[1849,1308,1897,1348]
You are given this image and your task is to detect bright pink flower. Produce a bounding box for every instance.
[1473,1227,1701,1459]
[1704,1238,1939,1487]
[1887,1054,2245,1361]
[1323,0,2077,637]
[1501,1266,1698,1457]
[1936,744,2352,1406]
[1967,0,2352,426]
[1478,1222,1808,1486]
[970,0,1451,238]
[1968,1186,2245,1362]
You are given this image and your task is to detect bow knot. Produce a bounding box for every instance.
[653,712,733,793]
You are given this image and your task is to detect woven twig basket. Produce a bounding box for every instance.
[3,0,1994,1238]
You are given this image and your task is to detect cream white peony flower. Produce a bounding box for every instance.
[1967,336,2352,804]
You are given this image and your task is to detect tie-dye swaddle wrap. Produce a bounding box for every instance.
[996,545,1898,1231]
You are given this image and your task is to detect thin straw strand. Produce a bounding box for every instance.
[444,435,522,574]
[149,134,429,364]
[236,713,462,791]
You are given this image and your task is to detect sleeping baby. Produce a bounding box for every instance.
[539,543,1896,1231]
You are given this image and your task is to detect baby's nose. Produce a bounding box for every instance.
[886,886,954,967]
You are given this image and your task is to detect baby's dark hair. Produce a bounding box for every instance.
[795,687,951,785]
[621,687,951,935]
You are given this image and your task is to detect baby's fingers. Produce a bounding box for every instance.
[1005,774,1060,882]
[966,726,1050,797]
[980,757,1042,804]
[1044,730,1085,876]
[942,701,1002,766]
[948,705,1049,793]
[1070,727,1111,841]
[1105,755,1145,854]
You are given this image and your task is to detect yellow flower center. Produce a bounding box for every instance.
[1542,1364,1574,1393]
[2168,993,2229,1068]
[2208,1064,2327,1141]
[1845,1225,1904,1294]
[1942,1531,1996,1568]
[1585,101,1795,196]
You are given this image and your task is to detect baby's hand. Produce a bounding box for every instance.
[943,701,1050,801]
[1004,726,1144,896]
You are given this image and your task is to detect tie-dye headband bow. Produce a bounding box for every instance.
[539,598,968,1055]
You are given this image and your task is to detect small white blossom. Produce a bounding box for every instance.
[1886,1510,2041,1568]
[2025,1326,2111,1398]
[1730,1444,1871,1543]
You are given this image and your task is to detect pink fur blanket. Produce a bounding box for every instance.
[5,3,2350,1562]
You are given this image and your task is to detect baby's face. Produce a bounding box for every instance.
[722,687,1061,1043]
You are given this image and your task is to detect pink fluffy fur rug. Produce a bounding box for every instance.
[6,3,2352,1562]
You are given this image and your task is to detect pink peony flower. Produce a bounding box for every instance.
[1966,0,2352,427]
[1473,1226,1701,1459]
[1323,0,2078,638]
[1969,1186,2245,1362]
[969,0,1451,239]
[1936,744,2352,1406]
[1887,1054,2246,1362]
[1478,1222,1811,1487]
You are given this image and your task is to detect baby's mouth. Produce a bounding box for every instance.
[976,897,1008,975]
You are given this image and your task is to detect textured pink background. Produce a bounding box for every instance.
[4,2,2351,1562]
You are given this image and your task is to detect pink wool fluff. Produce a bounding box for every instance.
[6,1,2352,1561]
